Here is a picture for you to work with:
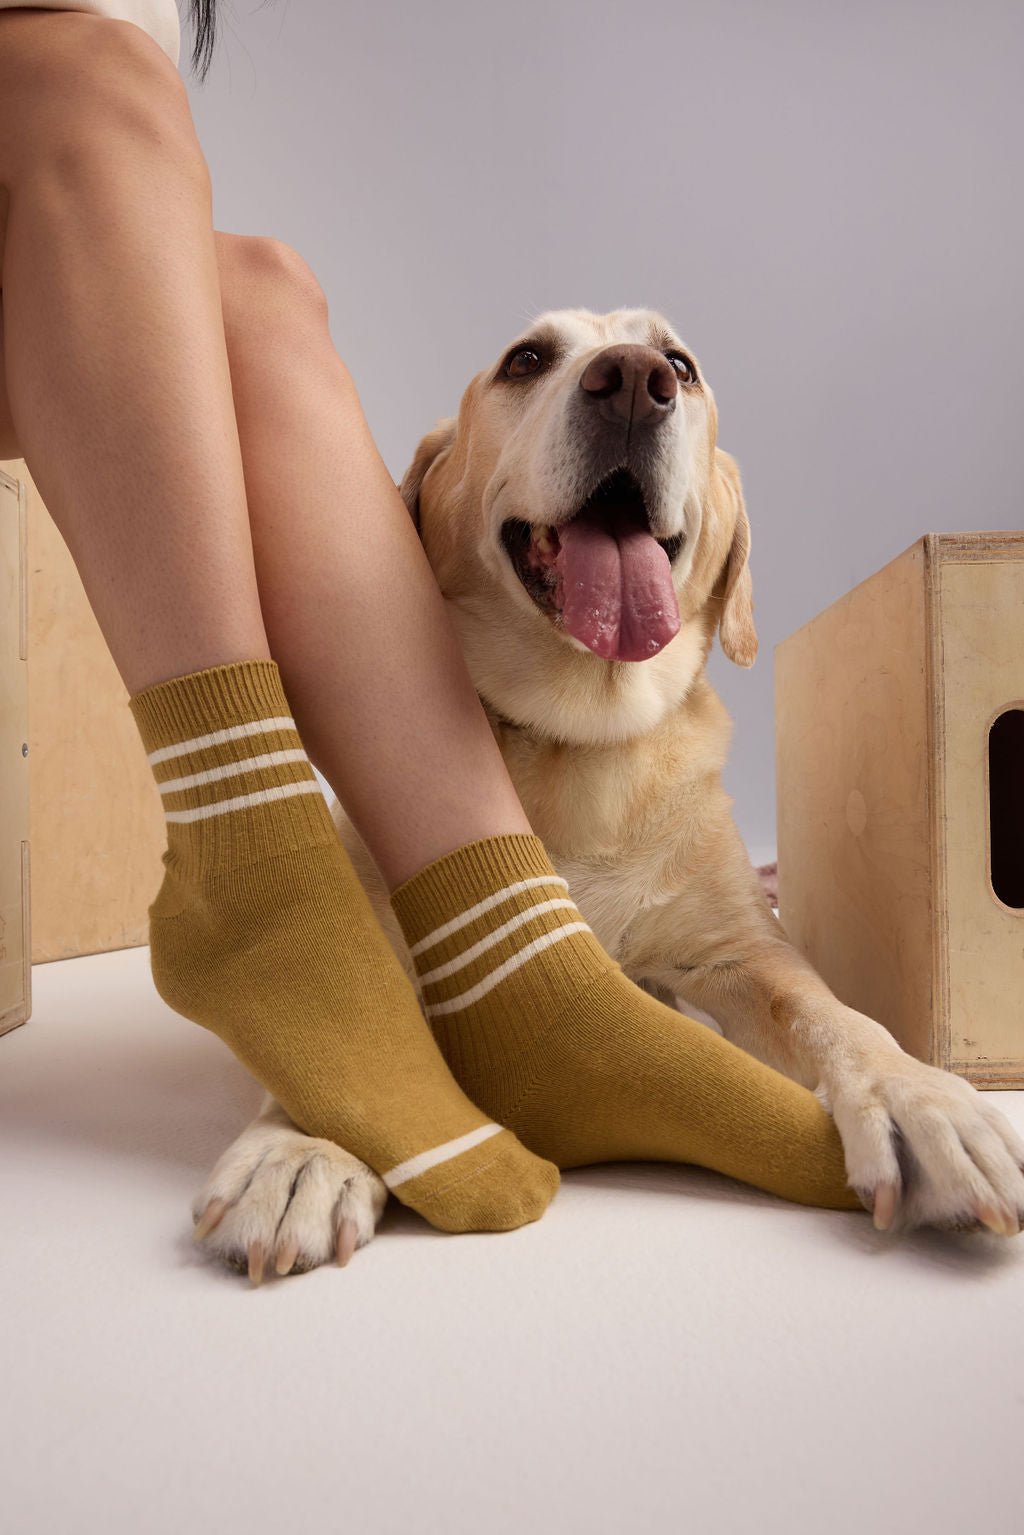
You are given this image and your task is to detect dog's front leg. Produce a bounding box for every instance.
[662,937,900,1100]
[659,940,1024,1237]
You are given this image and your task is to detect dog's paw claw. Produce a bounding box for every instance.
[335,1217,358,1267]
[975,1202,1019,1238]
[871,1181,900,1232]
[274,1239,300,1276]
[247,1241,266,1287]
[193,1196,229,1241]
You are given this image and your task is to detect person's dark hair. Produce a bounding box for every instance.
[186,0,218,82]
[186,0,280,83]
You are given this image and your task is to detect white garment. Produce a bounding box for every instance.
[0,1,181,68]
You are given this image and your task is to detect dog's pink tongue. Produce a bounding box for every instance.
[555,516,680,661]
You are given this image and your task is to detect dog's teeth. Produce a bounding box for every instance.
[536,531,553,553]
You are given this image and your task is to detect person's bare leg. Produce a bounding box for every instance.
[0,14,268,687]
[0,11,559,1234]
[0,16,530,895]
[217,235,531,891]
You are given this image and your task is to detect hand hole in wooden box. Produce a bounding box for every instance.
[989,706,1024,912]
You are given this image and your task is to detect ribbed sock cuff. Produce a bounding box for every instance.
[390,833,567,949]
[130,659,337,881]
[129,658,293,749]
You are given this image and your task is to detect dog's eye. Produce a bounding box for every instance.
[666,351,697,384]
[505,347,544,379]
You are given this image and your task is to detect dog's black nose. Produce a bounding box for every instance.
[579,345,677,425]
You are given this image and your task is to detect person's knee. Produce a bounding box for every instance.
[219,234,330,326]
[221,230,328,317]
[4,14,207,191]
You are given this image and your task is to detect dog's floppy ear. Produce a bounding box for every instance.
[713,448,758,667]
[398,416,457,533]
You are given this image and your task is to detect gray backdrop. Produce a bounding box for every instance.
[185,0,1024,862]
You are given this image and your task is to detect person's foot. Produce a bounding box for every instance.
[391,833,866,1212]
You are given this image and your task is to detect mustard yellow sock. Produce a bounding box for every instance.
[390,834,868,1214]
[129,661,559,1233]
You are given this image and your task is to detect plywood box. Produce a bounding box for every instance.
[0,468,30,1036]
[0,458,164,968]
[775,532,1024,1089]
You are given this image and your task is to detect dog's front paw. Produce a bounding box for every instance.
[828,1050,1024,1237]
[192,1104,387,1283]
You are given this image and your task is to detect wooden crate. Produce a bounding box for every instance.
[775,532,1024,1088]
[0,467,30,1035]
[0,458,164,968]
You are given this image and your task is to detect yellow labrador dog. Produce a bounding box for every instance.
[194,308,1024,1277]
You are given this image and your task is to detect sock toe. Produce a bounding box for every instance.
[404,1130,560,1233]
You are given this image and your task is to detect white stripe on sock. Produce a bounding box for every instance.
[157,748,309,796]
[164,779,322,823]
[424,922,591,1017]
[382,1122,504,1190]
[147,716,297,767]
[409,874,570,957]
[416,899,578,986]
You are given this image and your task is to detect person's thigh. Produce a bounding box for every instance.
[0,8,197,460]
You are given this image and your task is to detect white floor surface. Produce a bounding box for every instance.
[2,946,1023,1535]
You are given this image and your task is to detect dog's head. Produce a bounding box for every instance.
[400,308,756,744]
